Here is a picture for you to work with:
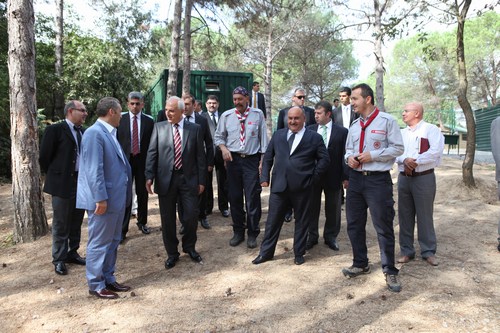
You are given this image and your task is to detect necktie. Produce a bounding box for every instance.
[132,115,139,156]
[253,92,257,108]
[359,108,380,154]
[173,124,182,170]
[235,108,249,149]
[211,112,217,126]
[186,115,191,123]
[321,125,327,146]
[288,132,296,153]
[74,125,82,152]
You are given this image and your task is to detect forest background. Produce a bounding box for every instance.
[1,0,499,181]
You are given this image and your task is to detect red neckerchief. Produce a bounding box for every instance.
[235,107,250,148]
[359,107,379,153]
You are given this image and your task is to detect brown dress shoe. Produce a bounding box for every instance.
[89,289,119,299]
[425,256,439,266]
[106,281,131,292]
[397,255,414,263]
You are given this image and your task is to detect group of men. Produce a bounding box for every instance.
[40,80,448,298]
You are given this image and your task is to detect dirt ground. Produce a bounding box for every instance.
[0,156,499,333]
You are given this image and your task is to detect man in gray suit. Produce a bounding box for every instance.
[491,116,500,252]
[146,96,207,270]
[77,97,132,299]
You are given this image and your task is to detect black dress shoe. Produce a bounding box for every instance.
[106,281,131,292]
[179,225,185,235]
[186,250,203,263]
[66,256,86,265]
[165,256,179,269]
[89,289,119,299]
[294,255,305,265]
[221,209,230,218]
[325,239,339,251]
[229,233,245,247]
[200,218,211,229]
[137,223,151,234]
[247,236,257,249]
[55,262,68,275]
[252,255,272,265]
[306,239,318,250]
[284,213,292,223]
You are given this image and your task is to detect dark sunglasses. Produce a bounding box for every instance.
[73,108,87,113]
[129,102,141,106]
[295,95,306,100]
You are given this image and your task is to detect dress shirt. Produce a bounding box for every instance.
[288,127,306,154]
[97,119,126,164]
[342,104,351,129]
[345,109,404,172]
[65,119,80,171]
[129,111,142,150]
[316,120,332,146]
[214,107,268,155]
[184,114,194,123]
[395,120,444,173]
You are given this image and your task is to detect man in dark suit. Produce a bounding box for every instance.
[40,100,88,275]
[117,92,154,242]
[252,107,329,266]
[202,95,229,218]
[332,87,358,129]
[145,96,207,270]
[307,101,348,251]
[77,97,132,299]
[276,88,316,222]
[181,94,214,229]
[249,81,266,117]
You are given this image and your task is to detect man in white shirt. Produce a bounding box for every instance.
[333,87,358,129]
[396,102,444,266]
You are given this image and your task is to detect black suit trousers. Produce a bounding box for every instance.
[205,150,228,213]
[259,187,313,258]
[158,172,199,258]
[122,154,149,236]
[309,184,342,242]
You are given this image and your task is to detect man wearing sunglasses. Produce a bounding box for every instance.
[117,92,154,243]
[276,88,316,222]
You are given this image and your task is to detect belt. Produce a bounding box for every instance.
[231,152,258,158]
[354,170,389,176]
[400,169,434,177]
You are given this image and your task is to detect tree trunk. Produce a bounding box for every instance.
[373,0,385,112]
[264,28,273,138]
[456,0,475,187]
[54,0,64,120]
[7,0,48,242]
[182,0,193,95]
[167,0,182,98]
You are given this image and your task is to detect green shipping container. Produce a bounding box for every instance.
[144,69,254,120]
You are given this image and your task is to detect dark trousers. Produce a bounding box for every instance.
[259,188,312,258]
[51,194,85,264]
[309,185,342,242]
[205,150,228,213]
[346,171,398,275]
[158,172,199,258]
[122,154,149,237]
[226,153,261,237]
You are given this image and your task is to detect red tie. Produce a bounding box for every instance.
[132,115,139,156]
[173,124,182,170]
[359,108,379,154]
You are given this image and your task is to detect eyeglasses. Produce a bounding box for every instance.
[129,102,141,106]
[73,108,88,113]
[295,96,306,100]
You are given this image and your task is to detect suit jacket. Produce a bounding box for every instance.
[261,128,330,193]
[332,104,358,128]
[249,91,266,117]
[491,116,500,181]
[202,110,224,165]
[307,123,349,190]
[145,121,207,196]
[40,121,83,198]
[192,113,214,167]
[117,112,154,162]
[277,106,315,130]
[76,121,132,213]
